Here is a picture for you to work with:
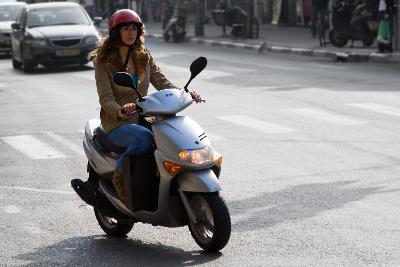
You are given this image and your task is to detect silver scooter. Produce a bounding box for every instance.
[71,57,231,252]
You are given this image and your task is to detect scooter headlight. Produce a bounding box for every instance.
[179,146,212,165]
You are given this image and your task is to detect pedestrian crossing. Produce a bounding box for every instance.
[1,102,399,160]
[2,134,67,159]
[2,205,21,214]
[289,108,366,126]
[348,103,400,117]
[217,115,297,134]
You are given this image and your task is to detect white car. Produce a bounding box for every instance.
[0,1,26,54]
[11,2,101,72]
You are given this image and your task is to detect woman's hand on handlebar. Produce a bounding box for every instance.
[190,90,205,103]
[118,103,136,118]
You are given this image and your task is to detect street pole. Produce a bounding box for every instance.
[246,0,254,38]
[195,0,205,36]
[396,0,400,50]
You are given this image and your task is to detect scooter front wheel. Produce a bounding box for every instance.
[188,192,231,252]
[94,208,134,237]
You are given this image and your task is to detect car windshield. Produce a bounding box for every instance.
[0,5,23,21]
[27,6,90,28]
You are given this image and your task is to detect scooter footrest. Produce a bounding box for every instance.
[72,179,131,220]
[71,179,99,207]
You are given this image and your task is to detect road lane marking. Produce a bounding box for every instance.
[0,186,74,195]
[23,225,42,234]
[158,64,232,80]
[206,132,225,142]
[3,205,21,214]
[217,115,296,134]
[348,103,400,117]
[1,135,67,159]
[71,71,94,81]
[152,52,184,59]
[44,131,85,157]
[289,108,366,125]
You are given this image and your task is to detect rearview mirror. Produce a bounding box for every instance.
[11,22,21,30]
[113,72,143,101]
[113,72,134,88]
[183,56,207,91]
[93,17,102,27]
[190,56,207,78]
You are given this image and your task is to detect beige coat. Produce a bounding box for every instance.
[95,50,177,132]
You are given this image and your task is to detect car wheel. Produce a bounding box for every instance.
[12,57,22,69]
[22,61,35,73]
[21,48,36,73]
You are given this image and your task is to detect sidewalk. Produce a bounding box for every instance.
[144,21,400,63]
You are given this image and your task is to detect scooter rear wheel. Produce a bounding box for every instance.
[94,208,134,237]
[188,192,231,252]
[329,29,348,48]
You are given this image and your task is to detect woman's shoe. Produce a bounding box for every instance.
[112,170,126,203]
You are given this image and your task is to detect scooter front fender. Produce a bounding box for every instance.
[178,169,221,192]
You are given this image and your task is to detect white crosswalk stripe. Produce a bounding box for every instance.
[0,131,85,159]
[205,132,225,142]
[0,186,74,195]
[217,115,297,134]
[44,131,85,157]
[23,225,43,234]
[158,63,231,80]
[71,71,94,81]
[2,135,67,159]
[289,108,366,125]
[3,205,21,214]
[348,103,400,117]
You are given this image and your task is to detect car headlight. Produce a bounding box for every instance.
[178,146,213,165]
[25,39,47,47]
[84,35,100,45]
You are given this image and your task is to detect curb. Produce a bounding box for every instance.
[145,32,399,63]
[145,32,267,53]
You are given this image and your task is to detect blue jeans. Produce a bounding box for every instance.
[108,123,154,171]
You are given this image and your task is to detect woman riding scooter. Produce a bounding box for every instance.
[88,9,203,202]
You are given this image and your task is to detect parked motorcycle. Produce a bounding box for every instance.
[163,0,196,42]
[329,0,378,47]
[163,8,187,42]
[71,57,231,252]
[211,5,259,38]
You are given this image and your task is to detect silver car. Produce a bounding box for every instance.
[11,2,100,72]
[0,1,26,54]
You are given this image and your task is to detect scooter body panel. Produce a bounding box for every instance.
[152,115,212,156]
[138,88,192,115]
[178,169,221,192]
[83,119,115,176]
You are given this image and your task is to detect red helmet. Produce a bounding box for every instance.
[108,9,142,31]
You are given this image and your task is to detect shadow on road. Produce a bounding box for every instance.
[15,235,222,266]
[229,181,385,232]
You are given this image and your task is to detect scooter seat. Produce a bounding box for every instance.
[95,126,127,155]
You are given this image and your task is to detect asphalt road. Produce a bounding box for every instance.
[0,40,400,266]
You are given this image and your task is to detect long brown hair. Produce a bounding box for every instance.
[89,23,148,71]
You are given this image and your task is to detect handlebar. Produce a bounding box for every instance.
[121,105,143,116]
